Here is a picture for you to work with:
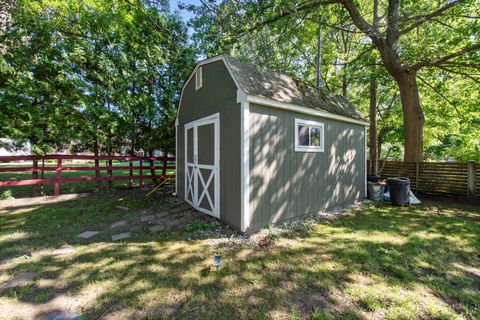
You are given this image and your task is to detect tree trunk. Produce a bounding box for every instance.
[107,147,112,190]
[316,16,323,88]
[149,150,158,185]
[32,159,40,196]
[93,140,101,191]
[129,145,134,189]
[395,71,424,162]
[369,76,378,175]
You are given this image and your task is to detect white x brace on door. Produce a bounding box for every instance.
[184,113,220,218]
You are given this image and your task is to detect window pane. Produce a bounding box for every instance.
[310,126,321,146]
[298,125,309,146]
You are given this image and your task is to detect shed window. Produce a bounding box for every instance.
[295,119,324,152]
[195,67,203,90]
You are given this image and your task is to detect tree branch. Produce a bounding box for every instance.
[411,43,480,70]
[417,75,465,120]
[240,0,341,36]
[386,0,400,44]
[304,17,362,33]
[435,65,480,84]
[399,0,465,35]
[340,0,381,44]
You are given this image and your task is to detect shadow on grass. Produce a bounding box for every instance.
[0,195,479,319]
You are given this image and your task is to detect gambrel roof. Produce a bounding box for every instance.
[223,55,365,122]
[178,54,368,126]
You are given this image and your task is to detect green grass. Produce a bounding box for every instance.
[0,160,174,198]
[0,194,478,319]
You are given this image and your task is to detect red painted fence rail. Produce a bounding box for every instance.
[0,155,175,196]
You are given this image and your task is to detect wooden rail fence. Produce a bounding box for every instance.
[0,155,175,196]
[369,160,478,198]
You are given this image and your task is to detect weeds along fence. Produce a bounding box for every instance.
[0,155,175,196]
[368,160,478,199]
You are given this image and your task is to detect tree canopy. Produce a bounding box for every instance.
[0,0,478,161]
[187,0,480,161]
[0,0,194,155]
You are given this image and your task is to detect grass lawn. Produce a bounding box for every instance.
[0,192,478,319]
[0,160,174,199]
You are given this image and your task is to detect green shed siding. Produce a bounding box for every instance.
[177,60,242,229]
[247,103,366,231]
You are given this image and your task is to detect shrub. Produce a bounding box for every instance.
[0,190,15,200]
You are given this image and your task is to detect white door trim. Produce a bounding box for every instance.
[184,113,220,218]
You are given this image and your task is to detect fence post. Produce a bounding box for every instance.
[129,159,133,189]
[40,158,45,196]
[107,158,113,190]
[415,162,419,193]
[467,161,476,198]
[32,159,40,196]
[139,159,143,191]
[54,158,62,196]
[94,156,101,191]
[162,158,167,177]
[150,158,158,185]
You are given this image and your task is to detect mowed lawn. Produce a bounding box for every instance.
[0,192,478,319]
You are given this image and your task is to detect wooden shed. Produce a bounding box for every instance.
[175,55,368,233]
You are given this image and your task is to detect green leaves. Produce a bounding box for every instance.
[1,0,194,156]
[188,0,479,161]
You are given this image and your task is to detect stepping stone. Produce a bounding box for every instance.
[149,225,165,233]
[53,245,75,255]
[110,220,128,228]
[31,247,47,257]
[111,232,130,241]
[116,205,129,211]
[41,309,80,320]
[155,211,170,219]
[77,231,99,239]
[0,272,36,289]
[169,207,183,214]
[180,204,192,211]
[140,214,156,222]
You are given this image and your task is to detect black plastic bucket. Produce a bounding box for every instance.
[387,177,410,206]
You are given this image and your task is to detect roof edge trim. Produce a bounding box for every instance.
[240,94,370,126]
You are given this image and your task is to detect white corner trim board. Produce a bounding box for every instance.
[240,101,250,233]
[174,119,178,196]
[243,95,370,127]
[364,126,367,198]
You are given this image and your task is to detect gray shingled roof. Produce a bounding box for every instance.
[223,55,365,121]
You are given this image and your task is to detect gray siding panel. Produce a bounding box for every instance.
[248,103,365,231]
[177,61,241,229]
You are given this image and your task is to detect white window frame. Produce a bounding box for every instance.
[195,67,203,90]
[294,118,324,152]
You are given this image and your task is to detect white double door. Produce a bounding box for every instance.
[184,113,220,218]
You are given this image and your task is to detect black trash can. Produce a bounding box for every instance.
[388,177,410,206]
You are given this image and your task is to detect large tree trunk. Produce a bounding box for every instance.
[369,76,378,175]
[395,71,424,162]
